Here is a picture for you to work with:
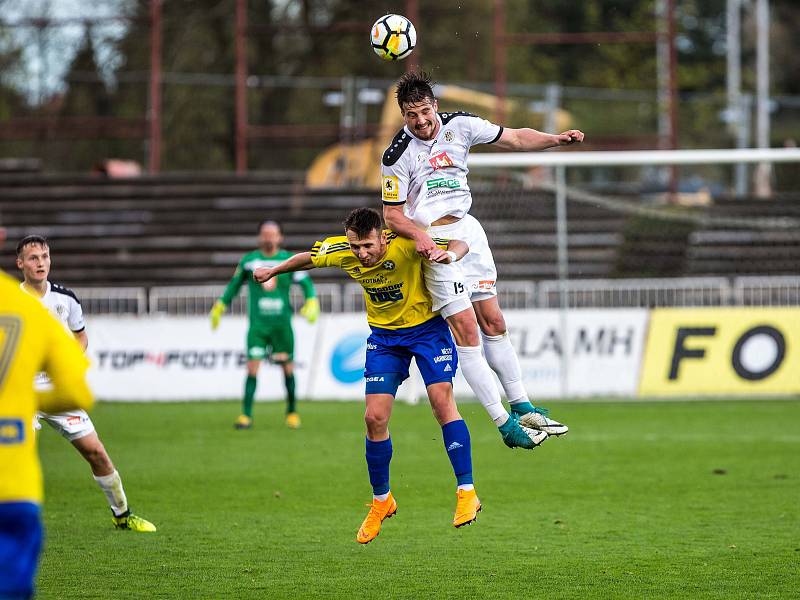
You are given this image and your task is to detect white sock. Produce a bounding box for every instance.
[373,492,390,502]
[481,332,528,404]
[93,470,128,517]
[457,484,474,492]
[456,345,509,425]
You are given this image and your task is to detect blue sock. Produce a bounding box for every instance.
[442,420,473,486]
[365,437,392,496]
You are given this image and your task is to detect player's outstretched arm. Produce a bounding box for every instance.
[383,204,438,258]
[494,127,584,151]
[253,252,314,283]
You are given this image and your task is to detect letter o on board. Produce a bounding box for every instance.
[731,325,785,381]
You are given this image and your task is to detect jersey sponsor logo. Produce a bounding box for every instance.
[382,175,399,202]
[364,283,404,303]
[361,275,388,285]
[382,260,395,271]
[473,279,496,291]
[0,419,24,444]
[365,376,385,383]
[443,130,454,142]
[429,151,454,170]
[426,177,461,190]
[443,364,453,372]
[433,354,453,363]
[257,297,284,312]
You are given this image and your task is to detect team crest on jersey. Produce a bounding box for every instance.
[416,151,427,163]
[429,151,454,170]
[382,260,395,271]
[382,175,399,202]
[444,130,454,142]
[55,304,66,317]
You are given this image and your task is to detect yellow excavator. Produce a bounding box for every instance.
[305,84,571,189]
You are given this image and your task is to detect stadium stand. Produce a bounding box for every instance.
[1,174,798,289]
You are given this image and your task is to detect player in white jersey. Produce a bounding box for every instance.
[16,235,156,532]
[382,71,583,440]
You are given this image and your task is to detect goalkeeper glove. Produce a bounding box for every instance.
[209,300,226,330]
[299,297,320,324]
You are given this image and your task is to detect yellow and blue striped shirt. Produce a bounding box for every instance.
[310,233,448,330]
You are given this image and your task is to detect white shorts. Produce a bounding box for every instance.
[34,410,95,442]
[428,214,498,304]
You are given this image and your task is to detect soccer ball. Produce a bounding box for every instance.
[370,14,416,61]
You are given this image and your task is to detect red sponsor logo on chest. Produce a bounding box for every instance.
[429,151,454,170]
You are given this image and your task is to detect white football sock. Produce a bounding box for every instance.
[457,484,475,492]
[373,492,390,502]
[482,332,528,404]
[456,345,508,425]
[93,470,128,517]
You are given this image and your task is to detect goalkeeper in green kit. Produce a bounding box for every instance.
[209,221,318,430]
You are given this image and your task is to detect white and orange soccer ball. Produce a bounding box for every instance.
[370,14,416,61]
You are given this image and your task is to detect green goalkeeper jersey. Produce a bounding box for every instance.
[219,249,316,325]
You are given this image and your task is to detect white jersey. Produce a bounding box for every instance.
[21,281,86,334]
[22,281,94,439]
[380,111,502,228]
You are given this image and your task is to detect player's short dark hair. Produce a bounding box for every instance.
[396,70,436,109]
[16,234,49,256]
[343,208,382,239]
[258,220,280,233]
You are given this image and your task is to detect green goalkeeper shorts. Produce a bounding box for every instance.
[246,322,294,363]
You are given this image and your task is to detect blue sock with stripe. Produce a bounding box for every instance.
[442,419,473,486]
[365,437,392,496]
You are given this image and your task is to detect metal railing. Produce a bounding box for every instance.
[72,276,800,315]
[74,287,148,315]
[537,277,731,308]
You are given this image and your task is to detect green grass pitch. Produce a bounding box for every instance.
[38,399,799,599]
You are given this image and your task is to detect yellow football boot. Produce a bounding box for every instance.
[112,511,157,532]
[234,415,252,430]
[285,412,301,429]
[453,488,481,528]
[356,493,397,544]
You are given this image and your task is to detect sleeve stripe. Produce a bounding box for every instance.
[431,237,450,244]
[488,125,504,144]
[383,200,406,205]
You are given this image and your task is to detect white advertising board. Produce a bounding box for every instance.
[87,316,318,401]
[449,309,650,399]
[86,309,648,401]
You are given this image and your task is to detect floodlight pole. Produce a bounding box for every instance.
[148,0,162,173]
[234,0,248,174]
[405,0,419,72]
[555,164,569,398]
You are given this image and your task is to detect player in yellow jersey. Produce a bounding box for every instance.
[0,229,94,599]
[254,208,481,543]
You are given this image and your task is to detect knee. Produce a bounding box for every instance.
[81,442,113,472]
[480,314,506,337]
[447,312,480,347]
[364,409,389,435]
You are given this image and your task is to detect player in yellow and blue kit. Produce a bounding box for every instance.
[253,208,480,543]
[0,248,94,599]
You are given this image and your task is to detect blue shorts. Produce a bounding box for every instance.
[0,502,42,599]
[365,316,457,395]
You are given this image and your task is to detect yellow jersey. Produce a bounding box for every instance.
[310,233,447,330]
[0,271,94,504]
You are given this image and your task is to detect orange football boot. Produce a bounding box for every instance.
[356,493,397,544]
